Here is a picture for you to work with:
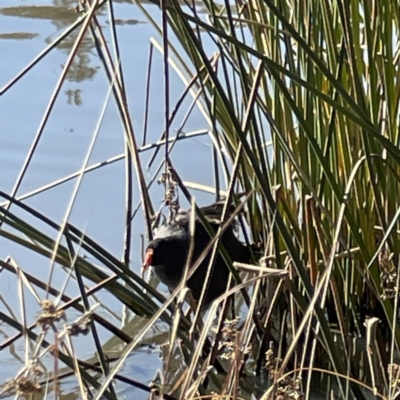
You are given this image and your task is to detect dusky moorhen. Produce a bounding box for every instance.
[143,202,251,309]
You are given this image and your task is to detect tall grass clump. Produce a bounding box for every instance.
[132,0,400,397]
[0,0,399,399]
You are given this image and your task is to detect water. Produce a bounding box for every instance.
[0,0,218,397]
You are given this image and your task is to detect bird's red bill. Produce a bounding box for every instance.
[143,248,154,269]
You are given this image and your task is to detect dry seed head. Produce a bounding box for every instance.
[4,376,42,396]
[37,300,66,328]
[274,377,303,400]
[388,363,400,391]
[67,315,92,336]
[265,349,280,373]
[33,365,44,376]
[379,246,397,299]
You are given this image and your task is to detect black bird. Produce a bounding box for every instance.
[143,202,251,309]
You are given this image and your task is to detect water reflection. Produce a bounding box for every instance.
[0,5,78,24]
[0,1,144,30]
[0,1,144,87]
[65,88,82,106]
[0,32,38,39]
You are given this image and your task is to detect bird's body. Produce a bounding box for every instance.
[143,203,251,308]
